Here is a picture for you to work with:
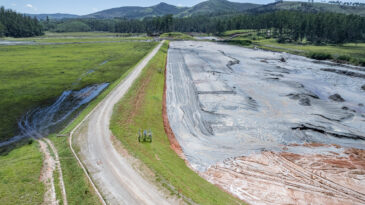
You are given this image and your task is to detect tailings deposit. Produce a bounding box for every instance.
[166,41,365,204]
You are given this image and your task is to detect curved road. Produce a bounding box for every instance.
[73,41,171,205]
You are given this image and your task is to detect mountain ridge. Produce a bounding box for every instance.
[26,0,365,20]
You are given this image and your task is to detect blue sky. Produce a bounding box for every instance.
[0,0,361,15]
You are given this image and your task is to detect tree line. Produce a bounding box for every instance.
[44,11,365,44]
[0,7,43,37]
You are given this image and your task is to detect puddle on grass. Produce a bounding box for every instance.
[0,83,109,147]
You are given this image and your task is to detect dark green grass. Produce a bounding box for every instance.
[110,42,244,204]
[0,41,157,142]
[160,32,194,40]
[0,142,44,205]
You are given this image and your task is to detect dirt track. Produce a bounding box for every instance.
[72,41,174,204]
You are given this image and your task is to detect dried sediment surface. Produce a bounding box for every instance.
[165,41,365,204]
[202,146,365,205]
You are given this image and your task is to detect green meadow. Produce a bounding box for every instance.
[0,142,44,205]
[0,40,157,142]
[0,35,158,204]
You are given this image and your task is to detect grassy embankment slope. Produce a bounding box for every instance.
[0,37,157,204]
[110,42,244,204]
[221,29,365,66]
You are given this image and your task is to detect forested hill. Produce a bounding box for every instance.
[84,2,189,19]
[0,7,43,37]
[23,0,365,20]
[84,0,260,19]
[175,0,260,17]
[250,1,365,17]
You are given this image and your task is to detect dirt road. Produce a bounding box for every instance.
[72,41,172,205]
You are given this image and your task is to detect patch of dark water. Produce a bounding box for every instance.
[0,83,109,147]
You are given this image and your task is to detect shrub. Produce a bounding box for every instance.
[224,39,252,46]
[359,59,365,67]
[336,55,351,62]
[307,52,332,60]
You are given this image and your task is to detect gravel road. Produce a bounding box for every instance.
[75,41,172,205]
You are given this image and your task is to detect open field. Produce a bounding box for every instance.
[166,41,365,204]
[110,42,243,204]
[0,142,44,205]
[0,40,157,142]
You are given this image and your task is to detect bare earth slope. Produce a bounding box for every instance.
[73,41,172,205]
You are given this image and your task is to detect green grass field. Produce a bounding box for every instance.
[0,35,158,204]
[0,41,157,142]
[0,142,44,205]
[110,42,243,204]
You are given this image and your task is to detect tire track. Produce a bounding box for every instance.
[264,152,365,203]
[44,138,68,205]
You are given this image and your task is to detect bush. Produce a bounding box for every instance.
[359,59,365,67]
[336,55,351,62]
[307,52,332,60]
[224,39,252,46]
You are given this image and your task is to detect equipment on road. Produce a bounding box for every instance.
[138,129,152,143]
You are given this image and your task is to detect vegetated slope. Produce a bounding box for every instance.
[84,2,188,19]
[26,13,79,20]
[177,0,260,17]
[250,1,365,16]
[84,0,259,19]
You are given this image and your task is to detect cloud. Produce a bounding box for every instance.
[92,8,99,12]
[26,4,38,11]
[11,3,17,7]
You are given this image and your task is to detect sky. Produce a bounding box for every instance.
[0,0,363,15]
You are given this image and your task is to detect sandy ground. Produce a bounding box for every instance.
[39,140,58,205]
[39,138,68,205]
[44,138,68,205]
[72,41,179,205]
[166,41,365,204]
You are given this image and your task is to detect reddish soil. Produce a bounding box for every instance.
[202,146,365,205]
[162,43,185,160]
